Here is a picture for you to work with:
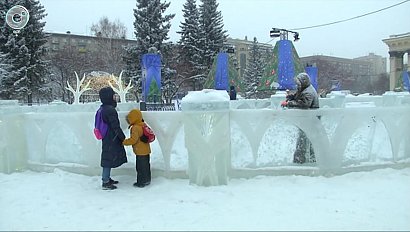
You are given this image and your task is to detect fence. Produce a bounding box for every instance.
[1,91,410,186]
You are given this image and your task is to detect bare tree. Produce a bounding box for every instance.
[90,17,128,74]
[90,16,127,39]
[372,73,389,95]
[48,46,95,102]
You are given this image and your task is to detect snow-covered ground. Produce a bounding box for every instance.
[1,167,409,231]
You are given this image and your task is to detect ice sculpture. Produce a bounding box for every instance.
[108,71,133,103]
[181,89,230,186]
[66,72,91,105]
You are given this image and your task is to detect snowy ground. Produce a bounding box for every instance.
[1,167,410,231]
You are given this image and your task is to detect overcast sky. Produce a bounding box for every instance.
[39,0,410,59]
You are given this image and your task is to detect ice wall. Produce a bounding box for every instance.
[181,90,230,186]
[1,92,410,186]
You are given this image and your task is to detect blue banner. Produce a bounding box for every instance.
[141,54,161,101]
[215,53,229,90]
[305,66,318,91]
[278,40,295,90]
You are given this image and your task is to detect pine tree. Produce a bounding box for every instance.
[178,0,202,77]
[0,0,15,97]
[198,0,228,72]
[0,52,11,87]
[161,67,178,104]
[243,37,265,99]
[123,0,175,100]
[0,0,50,103]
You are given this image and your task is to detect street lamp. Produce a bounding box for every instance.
[270,28,300,42]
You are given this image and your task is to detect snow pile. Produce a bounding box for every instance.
[181,89,229,103]
[180,89,230,111]
[1,168,409,230]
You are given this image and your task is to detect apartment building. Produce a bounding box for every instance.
[45,31,138,53]
[300,54,387,93]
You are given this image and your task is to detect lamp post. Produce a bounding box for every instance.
[270,28,300,42]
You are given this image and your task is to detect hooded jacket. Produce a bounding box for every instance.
[287,73,319,109]
[98,87,127,168]
[123,109,151,155]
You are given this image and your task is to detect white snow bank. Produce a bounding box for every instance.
[181,89,229,103]
[1,168,409,231]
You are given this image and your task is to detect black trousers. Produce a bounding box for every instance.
[293,129,316,164]
[136,155,151,185]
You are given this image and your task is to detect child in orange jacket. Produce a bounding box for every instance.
[123,109,152,188]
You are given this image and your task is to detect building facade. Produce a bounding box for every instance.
[300,54,387,94]
[45,31,138,53]
[383,32,410,90]
[354,53,387,76]
[226,37,273,78]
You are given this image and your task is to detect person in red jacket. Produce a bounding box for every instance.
[123,109,152,188]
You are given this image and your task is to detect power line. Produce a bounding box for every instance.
[290,0,410,31]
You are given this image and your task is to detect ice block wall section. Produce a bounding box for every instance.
[181,90,231,186]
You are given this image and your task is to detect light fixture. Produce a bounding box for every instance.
[293,32,300,41]
[269,28,300,42]
[270,28,281,38]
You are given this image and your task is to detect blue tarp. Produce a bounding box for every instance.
[278,40,295,90]
[402,71,410,92]
[305,66,318,91]
[215,53,229,90]
[141,54,161,101]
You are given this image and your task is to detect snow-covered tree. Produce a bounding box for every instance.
[198,0,228,71]
[0,0,50,104]
[160,43,207,102]
[0,0,13,38]
[176,0,206,91]
[161,67,178,104]
[123,0,175,82]
[178,0,202,75]
[0,0,16,98]
[243,37,265,99]
[0,52,11,86]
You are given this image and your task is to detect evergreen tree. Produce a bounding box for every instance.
[123,0,175,100]
[0,0,16,97]
[0,0,50,103]
[0,52,11,86]
[178,0,202,77]
[243,37,265,99]
[198,0,228,72]
[161,67,178,104]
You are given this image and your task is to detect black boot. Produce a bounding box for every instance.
[109,178,119,185]
[133,182,145,188]
[102,182,117,190]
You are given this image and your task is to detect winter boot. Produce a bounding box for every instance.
[102,182,117,190]
[109,178,119,185]
[133,182,145,188]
